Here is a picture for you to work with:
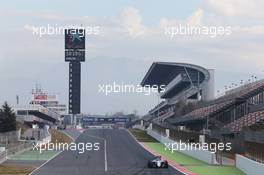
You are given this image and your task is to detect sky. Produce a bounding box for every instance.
[1,0,264,115]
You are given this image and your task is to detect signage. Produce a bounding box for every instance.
[65,29,85,62]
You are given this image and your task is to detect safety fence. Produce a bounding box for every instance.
[0,130,19,145]
[152,123,209,143]
[245,141,264,164]
[6,142,33,157]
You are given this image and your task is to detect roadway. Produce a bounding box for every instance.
[31,129,184,175]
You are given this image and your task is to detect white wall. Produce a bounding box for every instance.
[236,154,264,175]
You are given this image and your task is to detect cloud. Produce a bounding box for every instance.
[233,25,264,35]
[187,8,204,26]
[3,6,264,72]
[160,8,204,27]
[205,0,264,18]
[1,5,264,114]
[119,7,146,38]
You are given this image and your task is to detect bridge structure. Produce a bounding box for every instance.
[13,105,61,125]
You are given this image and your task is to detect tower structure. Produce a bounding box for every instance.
[65,28,85,114]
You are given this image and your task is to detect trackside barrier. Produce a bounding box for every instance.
[132,125,145,130]
[0,130,19,143]
[236,154,264,175]
[0,147,7,164]
[132,120,145,130]
[147,128,217,164]
[7,142,33,157]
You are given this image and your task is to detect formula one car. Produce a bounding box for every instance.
[148,156,169,168]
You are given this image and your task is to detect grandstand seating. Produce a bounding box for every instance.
[183,100,234,119]
[154,108,175,122]
[169,99,235,124]
[149,101,167,114]
[214,79,264,104]
[224,110,264,133]
[170,80,264,124]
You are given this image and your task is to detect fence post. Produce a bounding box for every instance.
[166,129,170,138]
[149,123,152,130]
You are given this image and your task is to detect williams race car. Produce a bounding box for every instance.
[148,156,169,168]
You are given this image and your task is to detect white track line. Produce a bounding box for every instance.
[30,130,76,175]
[85,133,108,172]
[29,151,62,175]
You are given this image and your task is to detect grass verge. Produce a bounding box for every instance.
[2,129,73,174]
[0,164,34,175]
[129,129,245,175]
[128,128,158,142]
[49,129,73,144]
[146,142,245,175]
[9,150,59,161]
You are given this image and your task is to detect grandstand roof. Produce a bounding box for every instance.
[141,62,212,101]
[141,62,209,88]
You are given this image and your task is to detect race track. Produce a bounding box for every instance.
[32,129,184,175]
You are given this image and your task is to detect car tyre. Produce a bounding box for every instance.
[148,161,152,168]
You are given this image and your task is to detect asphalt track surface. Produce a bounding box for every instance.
[32,129,184,175]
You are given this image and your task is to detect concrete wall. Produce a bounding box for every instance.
[147,128,217,164]
[236,154,264,175]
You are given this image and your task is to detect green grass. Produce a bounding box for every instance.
[145,142,245,175]
[129,129,245,175]
[10,150,60,161]
[129,129,158,142]
[147,142,204,165]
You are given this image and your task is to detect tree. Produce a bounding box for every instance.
[0,102,17,132]
[0,111,5,132]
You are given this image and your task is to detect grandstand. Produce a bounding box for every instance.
[141,62,214,122]
[168,79,264,133]
[141,62,264,163]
